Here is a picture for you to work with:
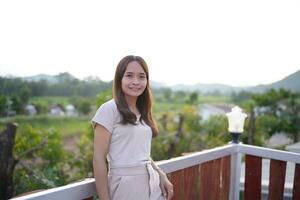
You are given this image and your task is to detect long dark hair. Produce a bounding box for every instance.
[112,55,158,137]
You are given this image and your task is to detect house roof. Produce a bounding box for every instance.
[286,142,300,153]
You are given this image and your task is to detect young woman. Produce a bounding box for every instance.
[92,55,173,200]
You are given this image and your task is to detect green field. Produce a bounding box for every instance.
[0,115,91,138]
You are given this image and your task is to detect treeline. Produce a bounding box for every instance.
[0,76,112,97]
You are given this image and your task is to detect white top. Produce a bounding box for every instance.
[91,99,152,168]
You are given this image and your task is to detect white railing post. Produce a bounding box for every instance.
[229,144,242,200]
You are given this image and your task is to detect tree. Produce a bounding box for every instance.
[11,96,23,114]
[188,92,198,104]
[252,89,300,142]
[0,95,6,116]
[20,86,31,104]
[0,123,17,199]
[77,100,91,115]
[0,123,49,199]
[162,88,172,102]
[96,89,112,107]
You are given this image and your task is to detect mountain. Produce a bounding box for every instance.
[248,70,300,93]
[165,69,300,94]
[23,72,79,84]
[170,83,243,94]
[18,69,300,94]
[150,81,167,89]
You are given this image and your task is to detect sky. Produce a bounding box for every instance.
[0,0,300,87]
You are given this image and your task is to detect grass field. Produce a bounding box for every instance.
[0,115,91,138]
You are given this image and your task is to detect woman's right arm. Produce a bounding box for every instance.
[93,124,112,200]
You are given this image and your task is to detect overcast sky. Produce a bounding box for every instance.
[0,0,299,86]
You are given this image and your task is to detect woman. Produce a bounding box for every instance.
[92,55,173,200]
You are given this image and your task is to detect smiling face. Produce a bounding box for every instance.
[121,61,147,99]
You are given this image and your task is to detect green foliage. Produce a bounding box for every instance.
[73,125,94,179]
[255,115,281,136]
[0,76,111,97]
[231,90,253,103]
[151,132,174,160]
[11,95,23,114]
[96,89,112,107]
[182,105,201,133]
[6,117,95,195]
[252,88,300,142]
[20,86,31,104]
[196,94,231,104]
[162,88,172,101]
[0,95,6,116]
[200,115,230,148]
[173,90,188,103]
[0,115,89,138]
[152,105,230,160]
[76,100,91,115]
[13,126,68,195]
[188,92,198,104]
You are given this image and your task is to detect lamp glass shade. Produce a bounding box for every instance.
[226,106,247,133]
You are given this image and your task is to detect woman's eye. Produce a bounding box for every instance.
[125,74,132,78]
[140,76,146,79]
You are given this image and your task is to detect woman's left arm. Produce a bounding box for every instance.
[150,157,174,200]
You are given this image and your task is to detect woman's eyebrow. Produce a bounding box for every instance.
[125,71,146,75]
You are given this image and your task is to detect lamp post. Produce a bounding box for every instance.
[226,106,247,144]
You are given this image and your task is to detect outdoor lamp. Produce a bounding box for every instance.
[226,106,247,144]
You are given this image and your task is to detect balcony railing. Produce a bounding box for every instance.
[12,143,300,200]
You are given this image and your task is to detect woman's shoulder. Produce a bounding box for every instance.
[98,99,117,112]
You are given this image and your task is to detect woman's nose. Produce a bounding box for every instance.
[132,76,139,84]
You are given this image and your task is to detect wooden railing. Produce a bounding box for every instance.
[12,143,300,200]
[239,144,300,200]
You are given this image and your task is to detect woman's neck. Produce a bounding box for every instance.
[125,95,139,115]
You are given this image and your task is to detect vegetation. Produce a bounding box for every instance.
[0,74,299,198]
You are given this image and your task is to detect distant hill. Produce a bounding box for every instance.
[248,70,300,93]
[23,72,78,84]
[166,70,300,94]
[170,83,243,94]
[10,69,300,94]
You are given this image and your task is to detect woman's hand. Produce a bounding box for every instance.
[158,171,174,200]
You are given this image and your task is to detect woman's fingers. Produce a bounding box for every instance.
[167,187,173,200]
[160,183,167,198]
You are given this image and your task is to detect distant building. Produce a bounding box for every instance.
[265,133,293,148]
[286,142,300,153]
[24,104,37,116]
[198,103,233,121]
[65,104,78,116]
[49,105,65,116]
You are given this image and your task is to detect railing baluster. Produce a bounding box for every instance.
[292,163,300,200]
[170,169,184,200]
[200,160,214,200]
[244,155,262,200]
[183,165,199,200]
[268,159,287,200]
[220,156,231,200]
[212,158,221,200]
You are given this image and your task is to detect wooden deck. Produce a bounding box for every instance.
[12,143,300,200]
